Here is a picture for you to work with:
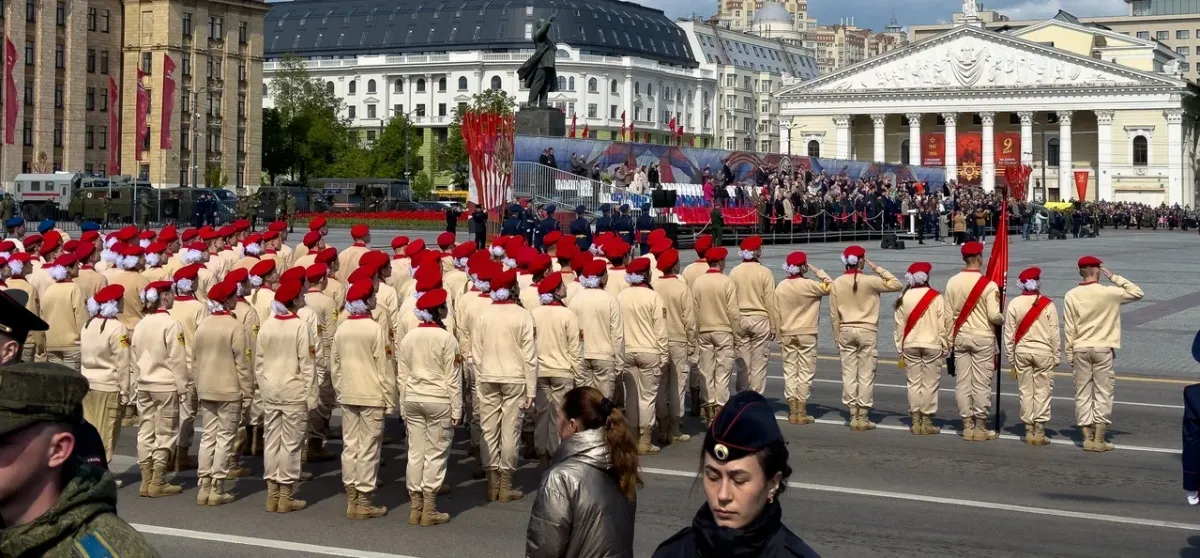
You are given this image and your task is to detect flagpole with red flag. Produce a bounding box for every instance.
[987,165,1028,432]
[569,113,577,138]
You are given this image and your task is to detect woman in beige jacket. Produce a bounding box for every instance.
[130,279,188,498]
[397,288,461,527]
[892,262,951,436]
[80,284,131,461]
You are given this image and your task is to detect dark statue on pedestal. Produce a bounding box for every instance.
[517,15,557,108]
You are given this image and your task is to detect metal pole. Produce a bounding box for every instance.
[1040,123,1047,202]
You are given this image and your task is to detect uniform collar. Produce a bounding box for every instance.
[1021,291,1040,295]
[417,322,441,328]
[962,268,981,273]
[274,313,299,320]
[80,264,93,270]
[660,274,677,279]
[176,295,195,301]
[347,314,372,320]
[705,269,722,274]
[844,269,861,275]
[56,278,73,283]
[393,254,407,260]
[353,242,367,247]
[211,310,231,316]
[492,300,515,305]
[545,300,565,307]
[153,309,170,314]
[1079,280,1099,286]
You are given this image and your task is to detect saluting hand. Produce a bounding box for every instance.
[1101,267,1114,280]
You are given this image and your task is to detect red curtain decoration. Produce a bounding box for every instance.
[1003,164,1032,201]
[461,110,516,215]
[109,77,120,175]
[4,39,16,145]
[136,69,148,161]
[160,55,176,149]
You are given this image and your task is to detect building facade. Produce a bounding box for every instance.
[716,0,814,34]
[778,19,1200,206]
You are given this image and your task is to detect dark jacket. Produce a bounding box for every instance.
[652,502,819,558]
[1184,383,1200,492]
[0,461,159,557]
[525,428,636,558]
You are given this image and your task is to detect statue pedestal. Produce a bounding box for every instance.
[516,106,567,138]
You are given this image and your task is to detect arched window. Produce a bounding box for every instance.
[490,76,502,90]
[347,81,356,95]
[900,140,910,165]
[807,140,820,158]
[588,78,597,92]
[568,77,574,91]
[1132,136,1148,166]
[634,82,640,95]
[366,79,376,94]
[611,79,618,94]
[416,78,426,93]
[458,76,468,90]
[1047,138,1060,167]
[326,81,334,94]
[438,77,446,92]
[393,78,403,93]
[557,76,566,90]
[647,83,653,96]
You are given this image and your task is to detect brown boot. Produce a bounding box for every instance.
[408,491,423,525]
[277,483,306,513]
[1081,425,1097,451]
[1023,423,1036,445]
[669,416,691,443]
[637,428,661,455]
[499,470,523,503]
[207,479,235,506]
[787,399,800,424]
[487,470,500,502]
[794,400,815,425]
[196,477,212,506]
[148,463,183,497]
[344,485,359,519]
[689,388,701,417]
[1032,423,1050,446]
[848,406,861,430]
[138,463,152,497]
[1094,423,1115,452]
[265,480,279,512]
[961,416,978,441]
[975,415,998,441]
[420,490,450,526]
[910,412,922,435]
[922,414,940,435]
[227,463,250,479]
[859,408,875,430]
[355,490,388,520]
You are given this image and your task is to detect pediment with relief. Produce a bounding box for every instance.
[798,29,1162,94]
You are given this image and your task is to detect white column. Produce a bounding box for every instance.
[943,112,957,182]
[906,113,921,167]
[623,74,634,130]
[1166,108,1184,206]
[833,114,851,160]
[1057,111,1073,201]
[694,84,704,144]
[1095,109,1114,202]
[778,118,791,155]
[1017,112,1035,201]
[980,111,995,192]
[871,114,886,162]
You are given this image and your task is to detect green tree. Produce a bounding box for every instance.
[413,171,435,200]
[433,89,515,190]
[370,114,424,179]
[261,107,290,185]
[268,54,354,181]
[205,164,228,189]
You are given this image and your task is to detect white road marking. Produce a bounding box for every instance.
[766,375,1185,410]
[133,523,423,557]
[641,467,1200,532]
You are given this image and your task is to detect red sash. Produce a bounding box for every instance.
[953,275,992,339]
[1013,296,1051,346]
[901,288,941,349]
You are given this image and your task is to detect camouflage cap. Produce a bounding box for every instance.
[0,362,89,438]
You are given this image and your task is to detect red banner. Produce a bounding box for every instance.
[160,55,175,149]
[1074,171,1089,201]
[4,39,16,145]
[957,132,983,185]
[136,69,147,161]
[995,132,1020,167]
[920,133,944,166]
[109,77,120,175]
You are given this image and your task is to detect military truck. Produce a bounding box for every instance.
[9,172,84,220]
[68,181,236,226]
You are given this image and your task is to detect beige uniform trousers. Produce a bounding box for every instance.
[21,343,37,365]
[198,400,242,480]
[577,358,617,399]
[624,353,662,430]
[307,366,337,441]
[953,335,995,419]
[734,316,772,394]
[402,401,451,494]
[687,341,701,391]
[1072,348,1115,426]
[837,326,878,408]
[135,391,180,467]
[1014,352,1056,424]
[656,342,691,420]
[82,390,121,462]
[45,349,81,372]
[780,334,818,403]
[464,362,482,449]
[178,389,198,453]
[535,377,574,458]
[902,347,942,415]
[263,408,307,484]
[478,382,525,472]
[343,405,386,494]
[697,331,735,406]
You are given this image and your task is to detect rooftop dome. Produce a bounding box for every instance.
[752,2,794,24]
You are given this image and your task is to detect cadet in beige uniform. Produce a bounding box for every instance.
[261,231,286,271]
[303,263,339,452]
[470,269,536,503]
[893,262,951,436]
[249,259,281,323]
[729,236,780,394]
[775,251,832,425]
[285,266,334,463]
[529,273,580,465]
[691,247,740,422]
[193,280,253,506]
[142,242,172,283]
[603,240,631,299]
[169,263,210,473]
[334,280,394,521]
[651,249,696,445]
[456,258,496,473]
[74,243,108,302]
[398,288,461,526]
[318,248,346,310]
[388,236,413,289]
[6,252,43,362]
[830,245,902,431]
[1004,267,1060,447]
[1065,256,1143,452]
[945,241,1004,441]
[337,225,372,282]
[682,235,712,288]
[41,253,88,371]
[292,231,323,271]
[444,243,474,301]
[269,221,293,268]
[131,280,188,498]
[227,267,263,458]
[111,245,151,330]
[255,281,318,513]
[570,259,624,398]
[80,284,131,460]
[617,257,669,455]
[562,252,592,307]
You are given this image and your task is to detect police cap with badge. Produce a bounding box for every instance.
[703,390,787,463]
[0,288,49,345]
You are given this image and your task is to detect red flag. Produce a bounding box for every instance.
[985,197,1009,307]
[109,77,120,175]
[569,113,577,139]
[160,55,176,149]
[3,39,16,145]
[668,115,676,135]
[629,120,635,143]
[581,123,589,138]
[136,69,148,161]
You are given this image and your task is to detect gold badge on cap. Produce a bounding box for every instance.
[713,443,729,461]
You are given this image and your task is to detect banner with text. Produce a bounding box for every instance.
[920,133,945,167]
[1074,170,1089,201]
[995,132,1020,167]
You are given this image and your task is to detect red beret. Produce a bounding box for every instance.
[627,257,651,275]
[174,264,201,282]
[308,217,327,231]
[516,247,538,269]
[305,264,329,283]
[244,233,262,247]
[786,252,807,267]
[582,259,608,278]
[8,252,31,264]
[705,247,728,263]
[145,280,174,294]
[1078,256,1102,268]
[315,247,337,265]
[648,228,667,244]
[80,231,100,243]
[302,231,322,248]
[391,235,411,250]
[1018,267,1041,282]
[218,226,235,238]
[415,266,443,292]
[908,262,932,275]
[350,224,370,239]
[94,284,125,304]
[280,266,307,285]
[146,241,168,254]
[268,221,287,232]
[416,288,448,311]
[37,234,59,256]
[122,245,145,258]
[347,266,374,284]
[657,249,679,272]
[207,280,237,303]
[740,235,762,252]
[138,230,156,241]
[538,271,564,294]
[603,241,630,260]
[75,243,96,260]
[63,240,79,253]
[52,253,77,268]
[843,245,866,259]
[529,254,553,275]
[474,260,500,281]
[452,243,475,259]
[274,280,303,304]
[262,230,280,242]
[250,259,277,278]
[226,268,249,284]
[230,220,249,233]
[650,239,673,255]
[405,239,427,257]
[693,235,713,256]
[570,252,593,273]
[186,242,207,252]
[437,232,455,249]
[181,228,198,242]
[22,235,42,249]
[0,240,14,252]
[543,231,563,247]
[557,242,579,261]
[492,269,518,290]
[361,251,391,274]
[159,225,179,243]
[346,280,374,303]
[116,226,138,242]
[201,229,222,241]
[960,241,984,257]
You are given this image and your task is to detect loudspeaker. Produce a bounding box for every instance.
[881,234,897,249]
[895,240,906,249]
[652,189,677,209]
[657,222,680,245]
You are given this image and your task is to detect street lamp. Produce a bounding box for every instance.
[190,86,209,189]
[779,121,806,156]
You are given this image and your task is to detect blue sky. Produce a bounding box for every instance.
[641,0,1129,31]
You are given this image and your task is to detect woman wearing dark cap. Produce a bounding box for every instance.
[653,390,821,558]
[525,386,640,558]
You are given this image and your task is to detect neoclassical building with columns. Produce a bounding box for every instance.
[777,14,1200,206]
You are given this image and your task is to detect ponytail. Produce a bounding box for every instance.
[893,284,910,311]
[562,386,644,503]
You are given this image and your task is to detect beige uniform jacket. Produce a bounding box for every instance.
[80,318,132,395]
[388,256,412,289]
[617,285,669,360]
[141,266,170,284]
[692,270,739,335]
[654,275,697,345]
[337,244,370,282]
[945,270,1004,339]
[605,267,629,299]
[234,299,261,369]
[131,311,188,394]
[1064,275,1143,355]
[531,302,583,378]
[1003,293,1061,361]
[254,313,319,412]
[829,266,903,333]
[469,301,537,396]
[334,315,396,408]
[43,281,88,351]
[75,267,108,302]
[250,286,277,324]
[397,324,461,420]
[681,260,709,287]
[304,290,338,366]
[193,313,254,402]
[110,271,150,330]
[729,261,781,332]
[169,297,209,375]
[6,278,43,353]
[774,270,833,337]
[893,287,952,353]
[455,291,491,363]
[570,287,624,361]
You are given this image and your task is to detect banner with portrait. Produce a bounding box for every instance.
[956,132,983,185]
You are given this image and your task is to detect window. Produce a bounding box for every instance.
[101,9,109,32]
[327,81,335,95]
[1179,30,1190,39]
[348,106,356,119]
[900,140,910,165]
[24,82,33,105]
[55,44,64,69]
[587,103,597,118]
[458,76,467,90]
[525,22,533,40]
[557,76,566,91]
[99,89,107,111]
[87,50,96,73]
[238,63,245,82]
[183,13,192,36]
[86,87,95,110]
[393,103,402,115]
[85,126,94,149]
[588,78,597,92]
[394,79,403,93]
[1156,30,1169,40]
[490,76,502,90]
[416,78,426,92]
[142,52,152,74]
[25,0,34,22]
[23,121,32,146]
[438,77,446,92]
[1177,46,1188,56]
[634,82,640,95]
[97,127,107,149]
[438,103,446,117]
[54,85,62,108]
[610,105,617,119]
[53,122,62,147]
[1133,136,1148,166]
[807,140,820,157]
[1047,138,1060,167]
[347,81,356,95]
[24,41,33,66]
[56,1,64,25]
[88,8,97,30]
[239,21,248,44]
[238,130,246,152]
[209,16,223,40]
[367,104,376,118]
[238,94,245,118]
[366,130,376,142]
[367,79,376,94]
[100,51,109,74]
[611,80,618,94]
[415,104,425,116]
